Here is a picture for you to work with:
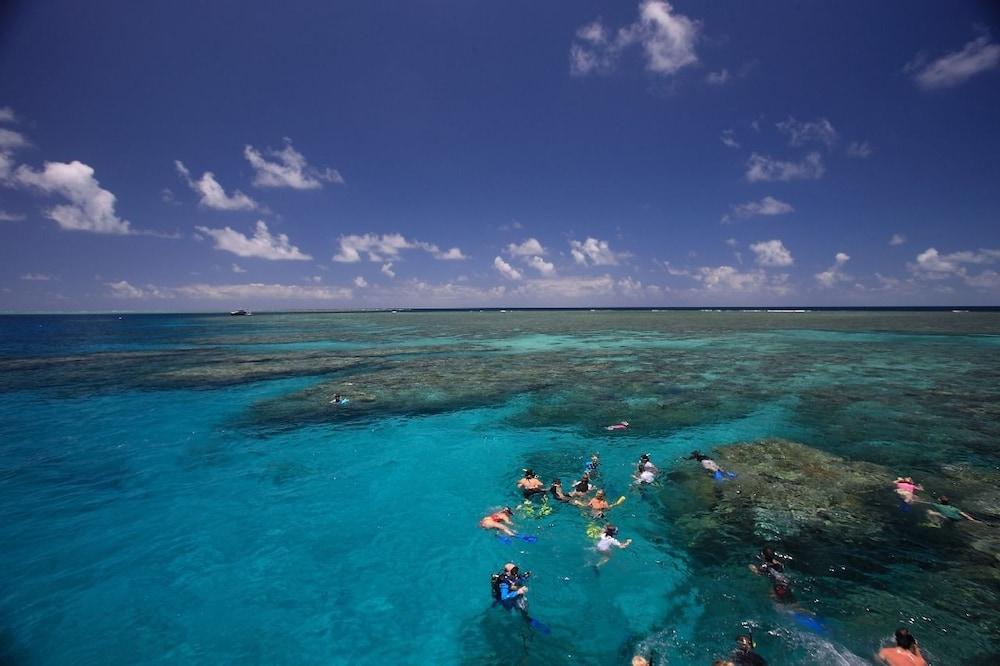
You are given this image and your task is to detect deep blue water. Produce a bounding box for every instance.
[1,312,998,665]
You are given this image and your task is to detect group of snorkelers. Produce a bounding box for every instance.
[894,475,981,526]
[483,446,954,663]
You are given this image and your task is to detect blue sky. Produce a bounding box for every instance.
[1,1,998,309]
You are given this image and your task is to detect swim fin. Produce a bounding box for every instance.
[496,534,512,544]
[529,617,551,635]
[713,470,724,480]
[792,612,825,633]
[726,471,737,479]
[517,535,538,543]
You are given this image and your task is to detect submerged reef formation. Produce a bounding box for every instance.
[662,439,1000,661]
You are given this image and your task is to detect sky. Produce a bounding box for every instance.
[1,1,999,310]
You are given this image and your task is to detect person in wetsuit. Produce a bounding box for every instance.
[570,471,594,497]
[549,478,571,502]
[730,634,767,665]
[749,546,793,602]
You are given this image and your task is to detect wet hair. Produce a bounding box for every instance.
[690,450,708,461]
[503,506,513,515]
[938,495,950,505]
[523,469,535,478]
[735,634,753,650]
[605,524,618,536]
[552,478,561,485]
[761,546,776,562]
[894,627,916,649]
[640,453,650,461]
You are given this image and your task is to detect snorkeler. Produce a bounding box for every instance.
[517,469,547,499]
[549,478,572,502]
[749,546,794,602]
[595,524,631,565]
[634,453,657,484]
[690,450,735,479]
[585,453,601,477]
[876,627,927,666]
[730,634,767,666]
[893,476,923,504]
[605,420,630,431]
[921,495,981,527]
[584,490,612,518]
[570,471,594,497]
[479,507,516,537]
[329,393,344,404]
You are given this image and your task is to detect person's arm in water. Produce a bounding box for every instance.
[498,581,526,601]
[959,509,981,522]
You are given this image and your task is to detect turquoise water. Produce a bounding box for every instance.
[1,311,998,664]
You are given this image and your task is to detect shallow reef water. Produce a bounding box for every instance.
[0,310,998,664]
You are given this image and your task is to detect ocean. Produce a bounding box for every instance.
[1,310,997,665]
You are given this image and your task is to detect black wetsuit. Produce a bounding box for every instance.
[731,648,767,666]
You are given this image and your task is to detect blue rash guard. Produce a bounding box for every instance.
[497,576,527,611]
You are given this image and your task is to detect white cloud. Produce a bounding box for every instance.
[776,117,838,147]
[231,263,246,273]
[908,247,1000,289]
[175,160,257,211]
[815,252,851,287]
[846,141,873,158]
[569,237,625,266]
[106,280,173,299]
[0,128,29,150]
[689,265,791,295]
[526,255,556,276]
[706,69,729,85]
[494,256,523,280]
[243,140,344,189]
[512,275,617,300]
[745,152,824,182]
[332,233,465,263]
[506,238,546,257]
[20,273,53,281]
[195,220,311,260]
[965,270,1000,289]
[381,262,396,278]
[176,282,352,301]
[14,160,133,234]
[720,129,740,149]
[907,35,1000,90]
[890,233,906,246]
[570,1,699,77]
[750,239,794,267]
[0,210,25,221]
[722,196,794,223]
[0,107,16,123]
[0,152,14,182]
[354,276,368,288]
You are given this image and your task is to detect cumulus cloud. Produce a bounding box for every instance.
[107,280,353,302]
[750,239,794,267]
[526,255,556,276]
[332,233,465,263]
[745,152,824,182]
[0,128,29,150]
[494,256,523,280]
[195,220,311,260]
[106,280,173,299]
[815,252,851,287]
[0,107,16,123]
[381,262,396,278]
[722,196,794,223]
[688,266,791,296]
[906,35,1000,90]
[776,117,838,148]
[506,238,546,257]
[231,263,246,273]
[706,69,729,85]
[243,140,344,189]
[569,237,625,266]
[908,247,1000,289]
[14,160,134,234]
[175,160,257,211]
[846,141,873,158]
[890,233,906,246]
[0,210,25,221]
[354,276,368,288]
[570,1,699,77]
[720,129,740,149]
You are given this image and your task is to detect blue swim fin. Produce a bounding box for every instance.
[517,535,538,543]
[713,470,724,480]
[792,612,825,633]
[496,534,512,544]
[529,617,551,635]
[726,471,737,479]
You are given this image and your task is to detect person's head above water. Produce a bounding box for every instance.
[552,478,561,486]
[761,546,777,562]
[595,490,606,499]
[523,469,535,479]
[735,634,754,652]
[894,627,916,649]
[604,524,618,537]
[580,472,590,481]
[502,506,513,516]
[690,450,708,461]
[640,453,650,462]
[938,495,951,505]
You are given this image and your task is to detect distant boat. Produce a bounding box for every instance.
[229,309,252,316]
